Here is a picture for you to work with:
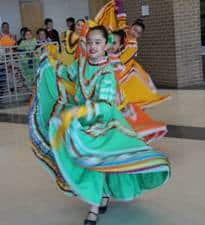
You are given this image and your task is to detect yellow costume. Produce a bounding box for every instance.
[60,30,79,66]
[95,0,170,109]
[118,38,170,108]
[95,0,127,31]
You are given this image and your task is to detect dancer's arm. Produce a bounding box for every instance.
[119,38,138,64]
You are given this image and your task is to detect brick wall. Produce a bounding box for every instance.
[123,0,203,88]
[173,0,203,87]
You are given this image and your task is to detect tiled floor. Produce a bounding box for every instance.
[0,123,204,225]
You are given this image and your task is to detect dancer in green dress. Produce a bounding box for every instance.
[29,25,170,225]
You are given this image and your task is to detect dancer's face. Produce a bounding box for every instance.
[75,20,84,34]
[86,30,107,62]
[130,25,143,39]
[110,34,122,54]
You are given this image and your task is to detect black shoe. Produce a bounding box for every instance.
[99,197,110,214]
[84,211,98,225]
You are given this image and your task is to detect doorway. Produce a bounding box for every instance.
[19,0,44,34]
